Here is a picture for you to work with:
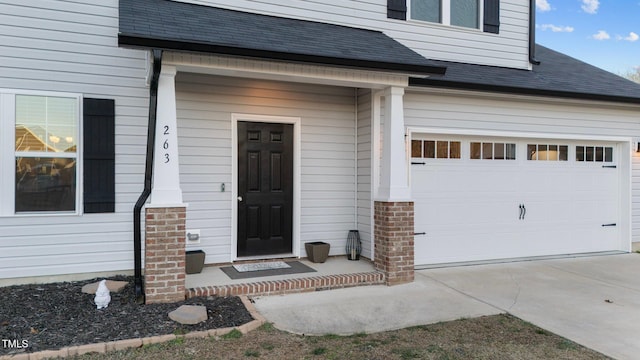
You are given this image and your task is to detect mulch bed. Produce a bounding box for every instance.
[0,276,254,356]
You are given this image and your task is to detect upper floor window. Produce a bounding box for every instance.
[410,0,480,29]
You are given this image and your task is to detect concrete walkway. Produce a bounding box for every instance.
[253,253,640,360]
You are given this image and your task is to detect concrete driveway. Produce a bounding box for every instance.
[254,253,640,360]
[424,253,640,360]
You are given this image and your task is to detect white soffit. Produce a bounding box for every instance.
[163,52,410,89]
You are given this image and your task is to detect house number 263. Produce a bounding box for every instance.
[163,125,170,163]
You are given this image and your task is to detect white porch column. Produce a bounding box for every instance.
[377,86,411,201]
[150,65,183,205]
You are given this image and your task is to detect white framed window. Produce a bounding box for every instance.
[470,142,516,160]
[576,145,614,163]
[411,139,461,159]
[527,144,569,161]
[0,90,81,215]
[410,0,482,29]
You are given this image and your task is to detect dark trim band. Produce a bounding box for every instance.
[118,35,446,76]
[410,78,640,105]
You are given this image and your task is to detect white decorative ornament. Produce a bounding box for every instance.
[94,279,111,309]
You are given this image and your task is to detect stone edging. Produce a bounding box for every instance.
[0,296,265,360]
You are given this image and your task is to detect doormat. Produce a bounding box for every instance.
[221,261,316,280]
[233,261,290,272]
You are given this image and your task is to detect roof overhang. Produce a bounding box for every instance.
[410,45,640,105]
[118,0,446,77]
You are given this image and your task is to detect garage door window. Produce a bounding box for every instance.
[470,142,516,160]
[576,146,613,162]
[412,140,460,159]
[527,144,568,161]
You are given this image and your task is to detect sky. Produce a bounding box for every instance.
[535,0,640,76]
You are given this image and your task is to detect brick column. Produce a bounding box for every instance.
[374,201,414,286]
[145,206,186,304]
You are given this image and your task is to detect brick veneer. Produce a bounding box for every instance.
[186,272,385,298]
[144,206,186,304]
[374,201,414,285]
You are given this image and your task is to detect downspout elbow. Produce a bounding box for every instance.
[133,49,163,304]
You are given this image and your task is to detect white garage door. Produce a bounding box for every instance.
[411,135,621,267]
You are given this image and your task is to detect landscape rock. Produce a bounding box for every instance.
[169,305,208,325]
[81,280,129,294]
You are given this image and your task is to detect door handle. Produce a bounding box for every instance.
[522,204,526,220]
[237,196,243,202]
[519,204,523,220]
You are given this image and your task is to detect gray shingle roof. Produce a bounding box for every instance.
[411,45,640,104]
[118,0,640,104]
[118,0,445,75]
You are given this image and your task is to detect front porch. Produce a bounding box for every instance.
[185,256,383,298]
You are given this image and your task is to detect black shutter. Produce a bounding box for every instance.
[387,0,407,20]
[83,98,115,213]
[483,0,500,34]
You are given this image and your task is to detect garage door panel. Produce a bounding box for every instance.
[416,230,522,264]
[412,136,622,267]
[415,198,517,226]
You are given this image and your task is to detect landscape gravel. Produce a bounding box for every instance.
[0,276,253,356]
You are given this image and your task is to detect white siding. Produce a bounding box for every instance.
[0,0,149,279]
[180,0,531,70]
[404,89,640,246]
[357,89,373,259]
[175,74,358,262]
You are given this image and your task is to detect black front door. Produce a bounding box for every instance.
[237,121,294,257]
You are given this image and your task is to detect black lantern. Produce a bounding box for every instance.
[346,230,361,261]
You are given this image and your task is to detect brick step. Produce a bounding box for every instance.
[186,271,385,298]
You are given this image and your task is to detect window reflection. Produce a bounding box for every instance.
[15,157,76,212]
[14,94,78,212]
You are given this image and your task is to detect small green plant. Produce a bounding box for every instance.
[244,349,260,357]
[259,322,275,332]
[557,340,578,350]
[322,333,340,340]
[312,347,327,355]
[141,343,163,350]
[221,329,243,340]
[168,336,185,345]
[535,329,550,336]
[392,347,422,359]
[173,327,187,336]
[261,342,275,351]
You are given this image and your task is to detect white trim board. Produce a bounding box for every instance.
[231,113,302,261]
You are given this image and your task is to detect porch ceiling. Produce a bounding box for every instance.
[118,0,446,76]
